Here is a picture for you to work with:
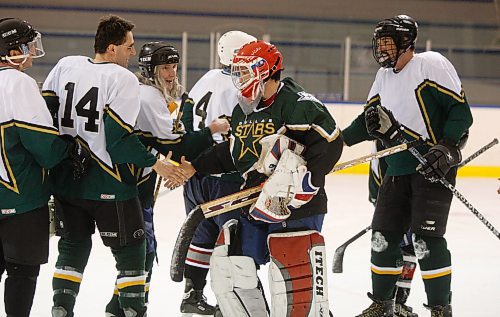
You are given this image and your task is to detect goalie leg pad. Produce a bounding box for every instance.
[268,230,329,317]
[210,220,267,317]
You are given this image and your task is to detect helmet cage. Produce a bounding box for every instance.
[372,17,417,68]
[231,56,269,100]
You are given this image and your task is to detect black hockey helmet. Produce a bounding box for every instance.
[138,42,180,80]
[372,15,418,68]
[0,18,38,57]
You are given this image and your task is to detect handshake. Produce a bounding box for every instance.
[152,152,196,189]
[364,105,461,181]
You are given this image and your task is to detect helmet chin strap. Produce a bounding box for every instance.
[393,46,413,73]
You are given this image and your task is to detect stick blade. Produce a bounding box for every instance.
[170,206,205,282]
[332,246,346,273]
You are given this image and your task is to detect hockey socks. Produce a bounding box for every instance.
[106,250,155,317]
[52,237,92,316]
[414,235,452,307]
[184,242,213,290]
[110,240,147,314]
[370,230,404,300]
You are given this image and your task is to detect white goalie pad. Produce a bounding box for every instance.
[253,134,305,176]
[210,220,267,317]
[268,230,329,317]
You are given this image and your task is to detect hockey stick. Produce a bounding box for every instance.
[458,138,498,168]
[170,140,421,282]
[173,92,189,133]
[152,176,163,208]
[399,136,500,240]
[332,226,372,273]
[332,138,499,273]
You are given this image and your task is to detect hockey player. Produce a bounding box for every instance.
[42,15,179,317]
[341,15,472,317]
[104,41,230,316]
[0,17,86,317]
[168,40,343,317]
[179,30,256,315]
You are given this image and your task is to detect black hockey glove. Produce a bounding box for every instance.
[416,139,462,182]
[62,135,91,180]
[365,105,402,147]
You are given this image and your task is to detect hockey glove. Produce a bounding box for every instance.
[365,105,402,146]
[253,134,305,176]
[416,139,461,182]
[63,136,91,180]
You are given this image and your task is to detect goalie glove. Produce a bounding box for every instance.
[253,134,305,176]
[249,149,318,223]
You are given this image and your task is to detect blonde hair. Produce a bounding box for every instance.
[137,65,182,103]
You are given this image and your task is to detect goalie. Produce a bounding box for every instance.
[167,40,343,316]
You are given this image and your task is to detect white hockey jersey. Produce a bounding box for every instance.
[1,66,68,213]
[135,84,181,182]
[43,56,141,167]
[367,51,465,144]
[42,56,156,200]
[188,69,239,143]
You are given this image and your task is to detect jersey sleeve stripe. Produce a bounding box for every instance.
[365,94,381,108]
[415,79,466,144]
[14,120,59,135]
[135,131,183,144]
[41,90,57,97]
[286,124,340,142]
[105,107,134,133]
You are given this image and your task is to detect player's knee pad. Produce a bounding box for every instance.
[412,235,451,277]
[268,230,329,317]
[5,262,40,279]
[210,219,267,317]
[4,263,40,317]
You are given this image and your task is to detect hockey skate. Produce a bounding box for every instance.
[180,279,216,316]
[356,292,394,317]
[394,302,418,317]
[424,303,452,317]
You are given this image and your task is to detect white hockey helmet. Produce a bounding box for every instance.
[217,30,257,66]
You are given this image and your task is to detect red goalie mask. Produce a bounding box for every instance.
[231,40,283,101]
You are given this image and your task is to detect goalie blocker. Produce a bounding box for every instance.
[211,219,329,317]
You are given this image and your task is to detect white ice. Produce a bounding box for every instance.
[2,175,499,316]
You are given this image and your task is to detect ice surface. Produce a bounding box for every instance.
[3,175,499,316]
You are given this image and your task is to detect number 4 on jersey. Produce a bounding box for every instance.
[195,91,212,129]
[61,82,100,132]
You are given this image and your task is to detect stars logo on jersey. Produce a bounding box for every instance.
[234,119,275,159]
[297,91,321,104]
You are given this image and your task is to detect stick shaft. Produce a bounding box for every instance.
[458,138,498,168]
[201,142,419,218]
